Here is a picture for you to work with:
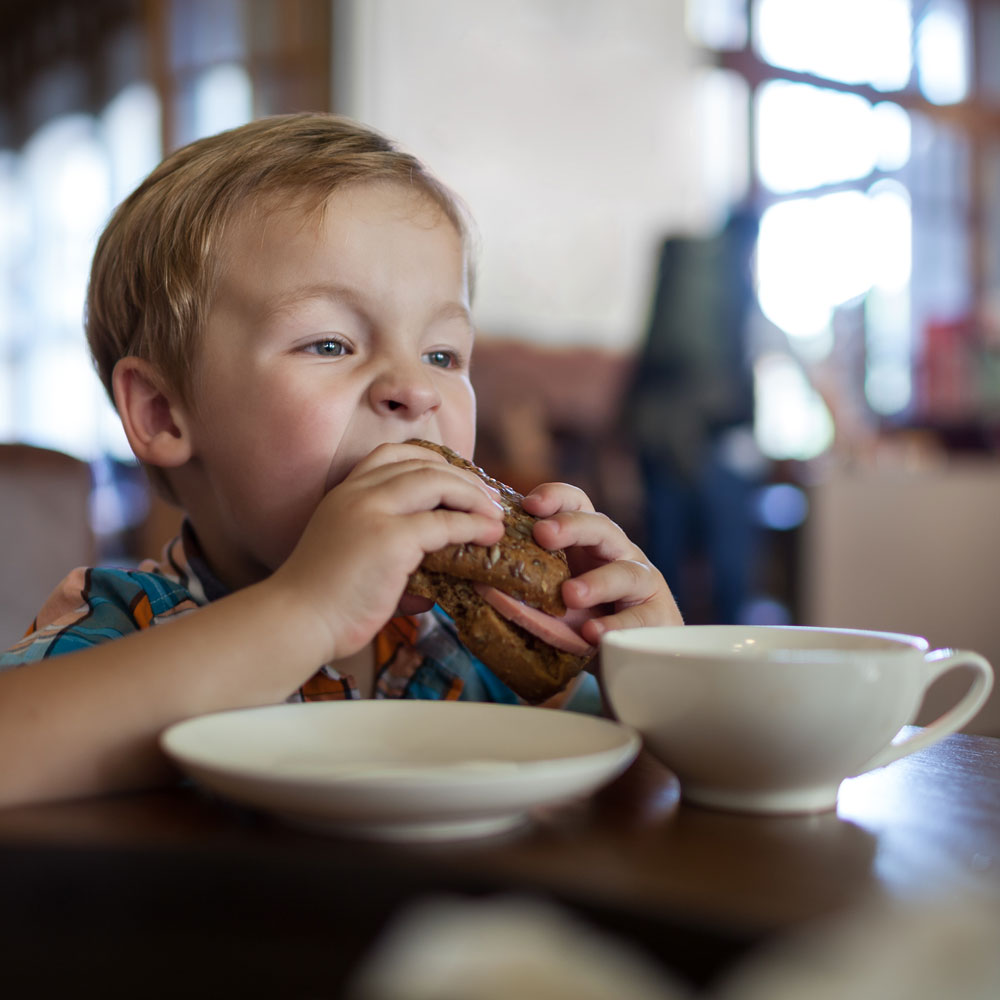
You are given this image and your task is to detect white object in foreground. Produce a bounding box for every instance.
[161,700,640,840]
[601,625,993,814]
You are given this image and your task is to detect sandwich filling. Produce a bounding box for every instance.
[405,438,596,702]
[473,583,596,657]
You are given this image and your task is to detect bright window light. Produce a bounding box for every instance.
[757,81,875,193]
[866,358,912,415]
[865,179,914,417]
[2,86,166,463]
[102,83,162,204]
[758,181,914,418]
[916,0,970,105]
[757,192,874,340]
[23,116,112,332]
[754,351,834,461]
[22,341,105,457]
[9,113,136,461]
[694,67,750,208]
[872,102,911,172]
[755,0,911,91]
[869,180,912,292]
[686,0,748,50]
[192,63,252,141]
[757,200,832,339]
[0,151,25,347]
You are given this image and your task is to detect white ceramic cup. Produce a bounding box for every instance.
[600,625,994,814]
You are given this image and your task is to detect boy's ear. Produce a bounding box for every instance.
[112,357,193,468]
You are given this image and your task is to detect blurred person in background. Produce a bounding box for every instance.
[622,207,767,624]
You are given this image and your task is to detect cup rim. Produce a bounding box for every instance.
[600,624,929,659]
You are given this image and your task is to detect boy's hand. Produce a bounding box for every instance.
[270,443,505,662]
[522,483,682,644]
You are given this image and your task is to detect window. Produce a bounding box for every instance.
[0,0,330,464]
[755,0,913,90]
[0,95,159,462]
[689,0,1000,444]
[0,1,331,554]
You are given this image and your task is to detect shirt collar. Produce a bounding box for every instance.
[179,520,231,604]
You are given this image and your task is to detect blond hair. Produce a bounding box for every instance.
[86,113,474,407]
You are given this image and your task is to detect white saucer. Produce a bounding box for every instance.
[161,700,640,840]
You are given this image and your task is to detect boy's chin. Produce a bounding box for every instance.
[396,593,435,616]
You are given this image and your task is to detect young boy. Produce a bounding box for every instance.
[0,113,681,807]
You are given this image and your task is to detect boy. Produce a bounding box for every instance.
[0,114,680,807]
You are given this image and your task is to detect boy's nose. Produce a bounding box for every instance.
[370,364,441,418]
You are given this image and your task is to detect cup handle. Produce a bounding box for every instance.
[857,648,994,773]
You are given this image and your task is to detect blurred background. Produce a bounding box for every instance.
[2,0,999,731]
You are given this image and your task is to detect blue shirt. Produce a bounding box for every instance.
[0,523,600,711]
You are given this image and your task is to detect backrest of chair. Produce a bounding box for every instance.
[0,444,95,649]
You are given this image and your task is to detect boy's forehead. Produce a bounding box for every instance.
[216,181,467,276]
[242,181,456,236]
[212,181,471,306]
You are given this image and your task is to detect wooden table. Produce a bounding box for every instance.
[1,729,998,997]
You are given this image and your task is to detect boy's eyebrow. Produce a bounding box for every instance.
[264,281,366,317]
[266,282,473,327]
[432,300,476,328]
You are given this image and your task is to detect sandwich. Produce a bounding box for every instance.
[405,439,596,703]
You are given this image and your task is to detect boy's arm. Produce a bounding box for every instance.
[0,444,505,808]
[0,577,329,807]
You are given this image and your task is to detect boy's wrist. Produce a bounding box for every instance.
[252,571,342,667]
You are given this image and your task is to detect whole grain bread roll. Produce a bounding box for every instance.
[406,439,594,703]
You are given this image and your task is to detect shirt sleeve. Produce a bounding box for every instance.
[0,566,198,668]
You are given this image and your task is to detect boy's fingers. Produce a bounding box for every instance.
[347,442,448,478]
[522,482,595,517]
[533,510,635,562]
[348,460,504,519]
[400,471,504,518]
[349,444,495,503]
[408,508,506,555]
[562,558,657,609]
[583,596,684,642]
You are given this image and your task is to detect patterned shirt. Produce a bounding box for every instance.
[0,523,600,711]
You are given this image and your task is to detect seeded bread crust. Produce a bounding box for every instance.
[406,439,592,703]
[407,570,591,704]
[408,439,568,616]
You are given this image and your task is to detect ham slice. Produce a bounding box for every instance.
[473,583,596,657]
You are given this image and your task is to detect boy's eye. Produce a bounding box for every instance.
[424,350,456,369]
[309,338,349,357]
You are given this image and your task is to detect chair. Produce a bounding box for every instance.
[0,443,95,649]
